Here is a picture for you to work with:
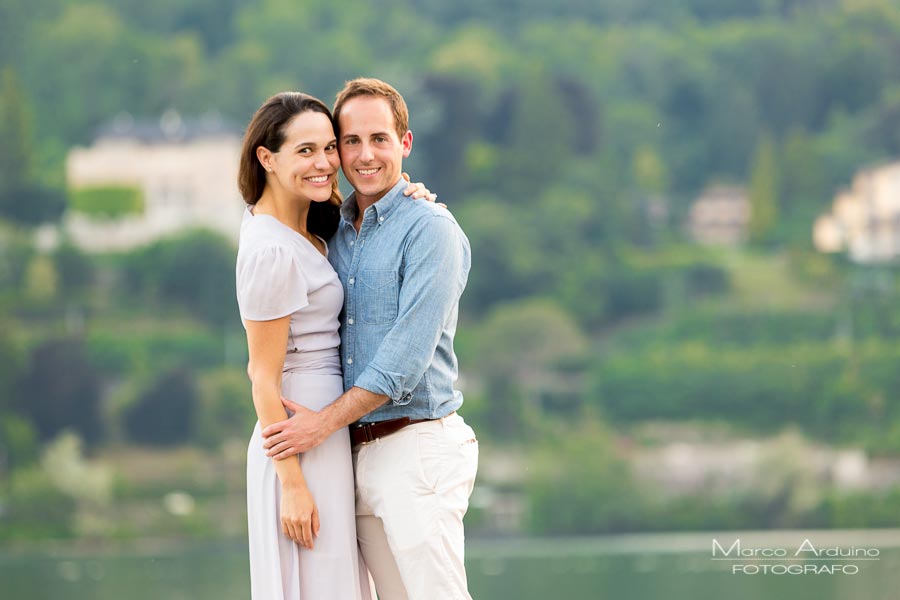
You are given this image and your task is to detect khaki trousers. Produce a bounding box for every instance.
[353,413,479,600]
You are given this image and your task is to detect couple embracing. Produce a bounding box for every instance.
[235,78,478,599]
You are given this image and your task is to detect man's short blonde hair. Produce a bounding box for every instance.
[333,78,409,140]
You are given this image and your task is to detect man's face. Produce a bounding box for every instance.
[338,96,412,204]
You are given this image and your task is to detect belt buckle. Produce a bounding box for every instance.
[352,422,375,445]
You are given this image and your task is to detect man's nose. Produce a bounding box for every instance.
[359,142,374,162]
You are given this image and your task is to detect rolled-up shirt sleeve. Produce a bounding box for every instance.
[353,214,469,401]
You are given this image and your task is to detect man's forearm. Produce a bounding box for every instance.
[322,386,390,433]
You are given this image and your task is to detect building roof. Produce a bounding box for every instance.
[95,110,242,144]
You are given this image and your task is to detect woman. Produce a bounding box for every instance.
[235,92,433,599]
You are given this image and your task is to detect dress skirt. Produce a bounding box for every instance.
[247,366,373,600]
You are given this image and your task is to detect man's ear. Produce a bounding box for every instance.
[401,130,413,158]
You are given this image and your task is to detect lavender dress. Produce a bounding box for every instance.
[236,207,373,600]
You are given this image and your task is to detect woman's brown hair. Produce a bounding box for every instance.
[238,92,342,239]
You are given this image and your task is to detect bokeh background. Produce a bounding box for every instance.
[3,0,900,598]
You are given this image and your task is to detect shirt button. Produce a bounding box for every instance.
[350,240,355,247]
[349,277,355,285]
[378,216,384,223]
[348,317,354,325]
[347,358,353,365]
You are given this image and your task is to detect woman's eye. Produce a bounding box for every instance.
[298,148,311,154]
[325,143,337,152]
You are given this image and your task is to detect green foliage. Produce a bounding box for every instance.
[819,487,900,528]
[0,229,35,304]
[497,70,578,200]
[25,4,206,144]
[53,242,95,295]
[121,229,237,326]
[14,337,104,444]
[465,299,589,438]
[0,185,67,226]
[633,145,669,195]
[87,325,225,376]
[590,340,900,440]
[22,254,57,304]
[195,368,255,448]
[69,185,143,219]
[0,68,67,225]
[780,128,828,212]
[124,368,199,446]
[0,412,38,471]
[0,67,32,189]
[748,134,779,244]
[525,421,642,535]
[0,322,24,404]
[0,465,76,540]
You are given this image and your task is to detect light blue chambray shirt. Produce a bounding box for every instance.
[329,178,470,422]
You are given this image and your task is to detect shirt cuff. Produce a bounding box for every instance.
[354,366,410,405]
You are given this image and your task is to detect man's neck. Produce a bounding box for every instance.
[350,179,402,232]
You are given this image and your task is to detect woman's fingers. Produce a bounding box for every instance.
[312,507,320,538]
[283,516,314,549]
[302,521,313,549]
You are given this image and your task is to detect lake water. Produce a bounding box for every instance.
[2,530,898,599]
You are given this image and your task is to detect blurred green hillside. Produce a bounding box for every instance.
[3,0,900,541]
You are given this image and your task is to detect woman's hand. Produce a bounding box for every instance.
[401,172,446,207]
[281,483,320,549]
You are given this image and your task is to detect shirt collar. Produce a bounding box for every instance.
[340,177,407,226]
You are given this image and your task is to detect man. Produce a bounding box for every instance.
[261,78,478,600]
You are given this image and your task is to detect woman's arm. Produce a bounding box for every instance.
[246,316,319,549]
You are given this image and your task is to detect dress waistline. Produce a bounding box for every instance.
[283,348,341,376]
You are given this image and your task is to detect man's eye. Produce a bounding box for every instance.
[375,136,387,143]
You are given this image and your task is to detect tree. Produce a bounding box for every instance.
[125,368,198,446]
[780,128,828,214]
[53,242,95,296]
[123,229,237,325]
[748,134,780,244]
[196,367,255,448]
[14,337,104,444]
[526,421,640,535]
[0,67,31,189]
[498,70,576,200]
[0,326,34,473]
[0,68,66,225]
[467,300,588,438]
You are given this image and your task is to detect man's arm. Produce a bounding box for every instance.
[262,386,387,458]
[263,212,468,458]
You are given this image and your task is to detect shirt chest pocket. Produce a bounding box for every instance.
[360,269,399,324]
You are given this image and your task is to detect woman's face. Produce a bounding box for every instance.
[265,110,340,203]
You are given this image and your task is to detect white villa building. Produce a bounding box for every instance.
[63,111,245,252]
[686,185,751,246]
[814,161,900,263]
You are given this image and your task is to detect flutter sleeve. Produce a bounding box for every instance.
[236,244,309,321]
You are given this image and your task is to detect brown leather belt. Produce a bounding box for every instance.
[350,412,454,447]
